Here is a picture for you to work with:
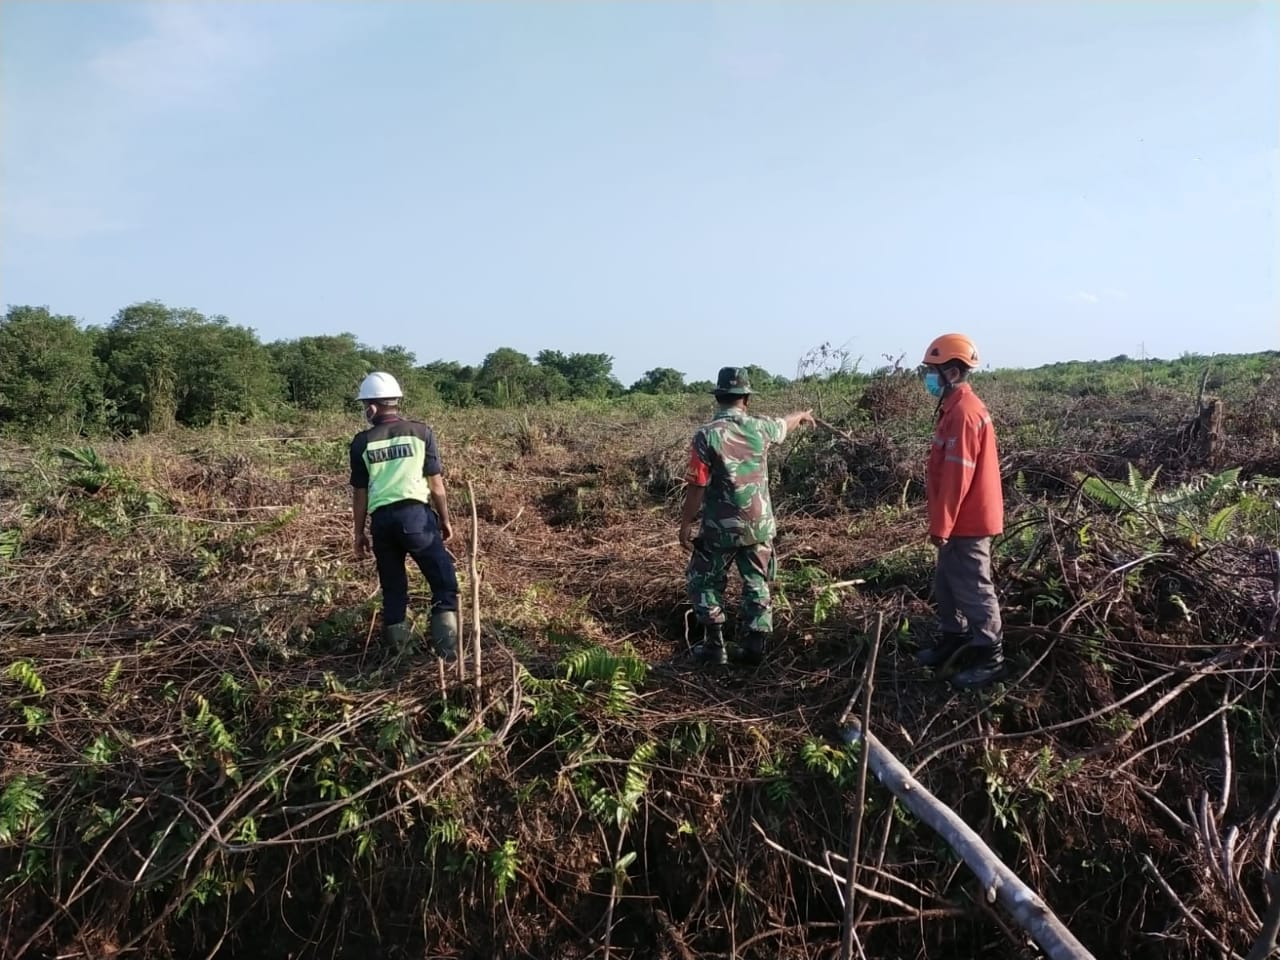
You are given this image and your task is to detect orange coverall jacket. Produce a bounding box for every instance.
[926,383,1004,539]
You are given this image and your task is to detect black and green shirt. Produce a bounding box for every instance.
[349,414,442,514]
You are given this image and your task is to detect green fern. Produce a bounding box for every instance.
[1082,464,1245,541]
[4,660,47,699]
[0,775,47,844]
[0,528,20,563]
[426,815,464,858]
[57,445,117,493]
[560,645,647,716]
[1205,504,1239,540]
[188,693,238,754]
[800,737,861,787]
[758,751,793,809]
[560,646,647,686]
[17,705,47,732]
[490,838,519,899]
[57,445,108,470]
[101,660,124,697]
[84,733,117,768]
[615,741,657,829]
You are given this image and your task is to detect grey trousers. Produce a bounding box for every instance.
[935,536,1002,648]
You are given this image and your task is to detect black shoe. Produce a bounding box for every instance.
[692,623,728,666]
[731,631,768,667]
[951,645,1006,690]
[917,631,972,668]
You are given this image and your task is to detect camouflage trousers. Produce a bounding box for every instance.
[687,539,777,633]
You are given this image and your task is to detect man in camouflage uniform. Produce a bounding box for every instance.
[679,367,815,666]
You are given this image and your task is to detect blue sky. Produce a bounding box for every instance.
[1,2,1276,384]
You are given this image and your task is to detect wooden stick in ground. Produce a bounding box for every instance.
[467,479,482,696]
[840,612,883,960]
[839,720,1097,960]
[456,596,467,683]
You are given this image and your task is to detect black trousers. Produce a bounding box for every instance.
[370,500,459,625]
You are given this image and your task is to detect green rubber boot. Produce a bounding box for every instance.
[384,621,414,656]
[430,610,459,661]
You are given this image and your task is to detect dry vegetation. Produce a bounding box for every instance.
[2,359,1279,959]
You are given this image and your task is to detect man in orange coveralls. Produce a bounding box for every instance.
[914,333,1006,690]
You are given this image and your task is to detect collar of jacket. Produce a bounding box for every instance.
[372,412,403,425]
[713,405,748,421]
[941,382,973,414]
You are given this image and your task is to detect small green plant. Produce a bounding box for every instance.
[1081,464,1246,542]
[559,645,647,715]
[4,660,47,699]
[669,720,713,757]
[615,741,657,830]
[0,528,20,563]
[0,775,47,844]
[1026,746,1083,801]
[560,646,647,686]
[84,733,118,768]
[774,561,846,623]
[981,748,1019,830]
[101,660,124,697]
[184,692,240,782]
[16,705,47,732]
[598,850,638,890]
[757,751,793,810]
[490,838,520,899]
[426,814,464,860]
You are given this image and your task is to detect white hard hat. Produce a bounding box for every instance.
[356,371,403,402]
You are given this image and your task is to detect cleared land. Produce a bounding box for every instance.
[2,355,1279,959]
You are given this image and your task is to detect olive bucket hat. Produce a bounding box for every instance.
[714,366,753,396]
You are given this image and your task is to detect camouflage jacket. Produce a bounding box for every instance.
[686,407,788,548]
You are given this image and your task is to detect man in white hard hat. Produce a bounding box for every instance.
[349,371,460,661]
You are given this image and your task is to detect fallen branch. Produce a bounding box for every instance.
[1246,874,1280,960]
[839,720,1097,960]
[815,416,859,445]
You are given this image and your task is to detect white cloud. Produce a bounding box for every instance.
[1068,289,1128,305]
[89,5,266,111]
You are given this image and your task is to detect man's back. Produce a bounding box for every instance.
[349,415,441,515]
[689,408,787,547]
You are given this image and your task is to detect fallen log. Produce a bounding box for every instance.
[840,720,1096,960]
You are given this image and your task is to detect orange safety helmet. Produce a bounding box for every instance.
[922,333,980,368]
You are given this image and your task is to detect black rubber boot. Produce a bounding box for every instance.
[951,643,1006,690]
[917,631,972,669]
[691,623,728,666]
[732,631,768,667]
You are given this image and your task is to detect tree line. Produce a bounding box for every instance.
[0,303,789,434]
